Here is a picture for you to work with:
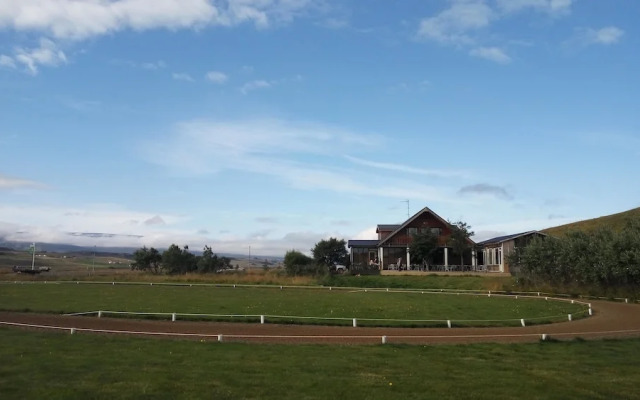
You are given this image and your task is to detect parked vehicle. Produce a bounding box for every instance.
[333,264,347,273]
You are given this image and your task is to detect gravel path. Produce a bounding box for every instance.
[2,300,640,344]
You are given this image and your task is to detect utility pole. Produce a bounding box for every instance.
[401,200,410,219]
[30,243,36,270]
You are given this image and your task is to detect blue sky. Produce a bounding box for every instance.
[1,0,638,256]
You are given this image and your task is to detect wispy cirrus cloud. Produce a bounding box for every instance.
[470,46,511,64]
[495,0,574,15]
[140,118,462,204]
[417,0,494,45]
[240,79,272,94]
[172,72,195,82]
[0,174,46,190]
[345,155,470,179]
[417,0,575,62]
[577,26,624,46]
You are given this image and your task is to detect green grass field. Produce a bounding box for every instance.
[1,328,639,400]
[0,282,586,327]
[324,274,513,291]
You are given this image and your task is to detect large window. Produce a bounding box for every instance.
[407,227,418,235]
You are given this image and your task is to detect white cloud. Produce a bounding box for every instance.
[469,46,512,64]
[172,72,195,82]
[584,26,624,45]
[495,0,573,15]
[205,70,228,84]
[4,38,67,75]
[240,79,272,94]
[0,0,324,40]
[0,204,352,256]
[0,204,191,247]
[0,54,16,68]
[0,174,45,190]
[417,0,494,44]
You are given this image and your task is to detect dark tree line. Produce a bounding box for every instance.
[509,218,640,296]
[131,244,231,275]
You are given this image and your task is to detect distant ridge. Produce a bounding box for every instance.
[542,207,640,237]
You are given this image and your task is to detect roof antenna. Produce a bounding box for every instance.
[401,199,410,219]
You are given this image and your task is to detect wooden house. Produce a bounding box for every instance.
[476,231,547,273]
[347,207,476,270]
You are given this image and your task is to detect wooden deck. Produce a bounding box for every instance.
[381,270,511,277]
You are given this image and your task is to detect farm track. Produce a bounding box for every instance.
[2,300,640,344]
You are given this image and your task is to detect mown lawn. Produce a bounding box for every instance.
[323,274,513,291]
[1,328,639,400]
[0,282,586,327]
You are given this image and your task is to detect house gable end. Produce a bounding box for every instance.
[378,207,461,247]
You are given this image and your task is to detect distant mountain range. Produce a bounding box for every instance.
[0,238,282,261]
[542,207,640,237]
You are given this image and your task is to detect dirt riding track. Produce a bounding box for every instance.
[2,299,640,344]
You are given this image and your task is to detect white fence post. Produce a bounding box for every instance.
[447,320,452,328]
[352,318,357,327]
[172,313,176,322]
[260,315,265,324]
[382,335,387,344]
[589,307,593,316]
[541,333,547,341]
[98,311,102,318]
[568,314,572,321]
[70,328,76,335]
[217,334,223,342]
[520,318,526,327]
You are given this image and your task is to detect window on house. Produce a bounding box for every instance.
[431,228,442,236]
[407,228,418,236]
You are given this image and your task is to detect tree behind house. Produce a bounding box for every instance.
[311,238,348,267]
[410,231,439,268]
[449,221,474,266]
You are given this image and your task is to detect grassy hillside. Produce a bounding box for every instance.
[542,207,640,237]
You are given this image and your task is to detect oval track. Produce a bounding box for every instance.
[2,300,640,344]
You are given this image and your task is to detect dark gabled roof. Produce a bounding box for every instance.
[378,207,476,247]
[347,240,379,248]
[476,231,547,246]
[376,224,401,232]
